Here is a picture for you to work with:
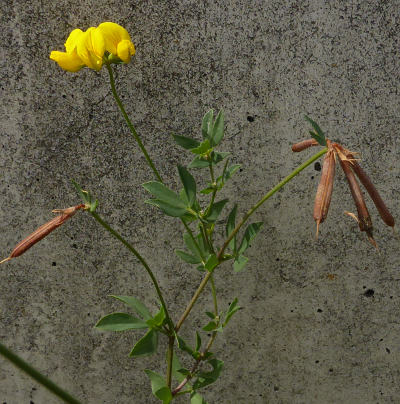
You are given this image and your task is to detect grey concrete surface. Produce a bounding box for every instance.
[1,1,399,403]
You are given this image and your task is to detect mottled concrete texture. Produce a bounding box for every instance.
[1,1,399,403]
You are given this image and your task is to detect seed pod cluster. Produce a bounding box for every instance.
[292,137,394,246]
[0,204,86,264]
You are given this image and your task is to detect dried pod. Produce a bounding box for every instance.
[313,141,336,237]
[292,138,319,152]
[336,146,394,228]
[0,204,85,264]
[337,152,376,247]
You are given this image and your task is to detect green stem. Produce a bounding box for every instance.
[175,148,327,331]
[105,63,162,183]
[0,343,82,404]
[210,276,218,316]
[182,220,205,263]
[89,211,174,333]
[166,335,175,389]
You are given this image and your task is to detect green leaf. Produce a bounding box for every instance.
[233,255,248,272]
[204,199,228,223]
[188,155,210,169]
[147,306,166,328]
[226,204,238,252]
[202,109,214,139]
[190,139,211,155]
[183,233,204,261]
[204,254,219,272]
[195,332,202,351]
[205,311,215,319]
[144,370,172,404]
[178,165,196,207]
[171,353,187,383]
[237,222,263,255]
[210,110,224,146]
[199,185,215,195]
[145,199,188,217]
[172,134,200,150]
[224,164,241,182]
[109,295,152,321]
[72,180,98,212]
[202,321,219,332]
[223,298,241,327]
[129,329,158,356]
[175,250,201,264]
[191,392,208,404]
[304,115,327,146]
[176,336,195,357]
[143,181,186,208]
[193,358,224,390]
[95,313,148,331]
[211,151,230,165]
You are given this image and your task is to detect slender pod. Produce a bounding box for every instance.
[336,150,376,247]
[333,144,394,228]
[292,138,319,152]
[313,140,336,237]
[0,204,85,264]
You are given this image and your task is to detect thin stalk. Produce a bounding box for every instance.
[210,276,218,315]
[0,343,82,404]
[105,63,162,183]
[175,148,327,331]
[166,335,175,389]
[90,211,174,333]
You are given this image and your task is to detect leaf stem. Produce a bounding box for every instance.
[166,335,175,389]
[175,148,327,331]
[0,343,82,404]
[89,211,174,333]
[105,63,163,183]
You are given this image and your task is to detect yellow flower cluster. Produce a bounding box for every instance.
[50,22,135,72]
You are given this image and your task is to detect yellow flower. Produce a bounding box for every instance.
[97,22,136,63]
[76,27,104,71]
[50,22,135,72]
[50,29,86,72]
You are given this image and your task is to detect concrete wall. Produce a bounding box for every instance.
[1,1,399,403]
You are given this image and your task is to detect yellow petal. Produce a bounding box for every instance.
[50,50,84,72]
[117,39,136,63]
[97,22,133,57]
[64,29,84,53]
[77,27,104,71]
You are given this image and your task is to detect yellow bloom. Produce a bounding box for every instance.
[50,29,85,72]
[97,22,136,63]
[76,27,104,71]
[50,22,135,72]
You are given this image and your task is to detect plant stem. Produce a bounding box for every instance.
[105,63,163,183]
[89,211,174,333]
[175,148,328,331]
[0,343,82,404]
[166,335,175,389]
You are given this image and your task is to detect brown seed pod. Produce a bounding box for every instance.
[0,204,85,264]
[336,151,376,247]
[292,138,319,152]
[335,146,394,228]
[313,141,336,237]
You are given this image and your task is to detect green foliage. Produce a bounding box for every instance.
[304,115,327,146]
[237,222,263,256]
[109,295,152,321]
[95,313,148,331]
[193,359,224,390]
[130,329,158,357]
[72,180,98,212]
[233,255,249,272]
[204,199,228,223]
[145,370,172,403]
[178,165,197,207]
[204,254,218,272]
[143,181,189,217]
[223,298,241,327]
[226,204,238,252]
[172,134,200,150]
